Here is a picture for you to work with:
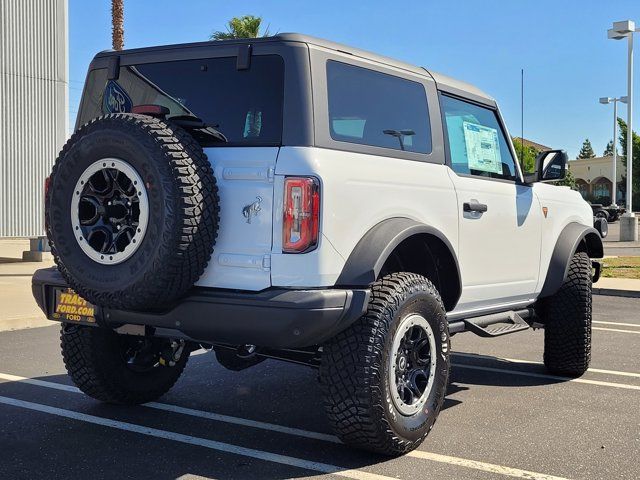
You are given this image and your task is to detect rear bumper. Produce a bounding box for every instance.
[31,267,370,348]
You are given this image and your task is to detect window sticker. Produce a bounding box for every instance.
[462,121,502,174]
[102,80,132,114]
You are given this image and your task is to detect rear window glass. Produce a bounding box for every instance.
[77,55,285,146]
[327,60,431,154]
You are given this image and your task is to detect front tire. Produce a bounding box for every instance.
[320,273,450,456]
[61,325,189,405]
[538,252,592,377]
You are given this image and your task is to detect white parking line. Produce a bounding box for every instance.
[593,326,640,335]
[0,372,571,479]
[0,372,339,443]
[149,402,339,443]
[408,451,568,480]
[0,395,394,480]
[593,320,640,328]
[453,352,640,379]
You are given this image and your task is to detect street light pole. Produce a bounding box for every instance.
[627,31,634,212]
[609,20,639,241]
[599,95,627,205]
[614,98,618,204]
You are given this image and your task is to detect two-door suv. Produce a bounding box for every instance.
[33,34,604,455]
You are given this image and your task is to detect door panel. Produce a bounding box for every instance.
[439,94,542,313]
[450,172,542,311]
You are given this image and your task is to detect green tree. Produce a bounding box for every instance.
[512,137,538,173]
[210,15,270,40]
[616,117,640,207]
[603,140,614,157]
[577,138,595,159]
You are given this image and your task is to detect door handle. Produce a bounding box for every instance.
[463,200,488,213]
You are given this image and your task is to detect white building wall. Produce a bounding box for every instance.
[0,0,68,237]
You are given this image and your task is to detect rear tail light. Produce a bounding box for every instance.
[44,176,51,228]
[44,176,51,199]
[131,104,170,118]
[283,177,320,253]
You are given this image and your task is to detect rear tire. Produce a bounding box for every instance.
[320,273,450,456]
[538,252,592,377]
[61,325,189,405]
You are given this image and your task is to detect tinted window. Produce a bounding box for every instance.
[441,95,517,180]
[327,61,431,154]
[78,56,284,145]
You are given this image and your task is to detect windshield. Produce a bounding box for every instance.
[78,55,285,146]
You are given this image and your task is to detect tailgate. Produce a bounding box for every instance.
[195,147,279,291]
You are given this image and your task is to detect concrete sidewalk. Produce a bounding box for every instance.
[603,221,640,256]
[0,239,55,332]
[593,277,640,298]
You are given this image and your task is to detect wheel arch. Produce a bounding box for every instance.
[538,222,603,299]
[335,217,461,311]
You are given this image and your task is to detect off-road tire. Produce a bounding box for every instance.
[594,210,609,221]
[46,114,219,310]
[61,325,189,405]
[539,251,592,377]
[320,273,450,456]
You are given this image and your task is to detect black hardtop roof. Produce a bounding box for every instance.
[95,33,494,103]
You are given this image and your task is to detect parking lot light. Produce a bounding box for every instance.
[608,20,639,241]
[599,95,628,206]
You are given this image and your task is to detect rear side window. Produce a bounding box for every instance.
[441,95,517,181]
[327,61,431,154]
[77,55,285,146]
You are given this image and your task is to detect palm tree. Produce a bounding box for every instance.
[210,15,270,40]
[111,0,124,50]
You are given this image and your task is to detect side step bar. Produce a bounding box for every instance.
[449,308,535,337]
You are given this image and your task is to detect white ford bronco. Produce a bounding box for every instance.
[32,34,605,456]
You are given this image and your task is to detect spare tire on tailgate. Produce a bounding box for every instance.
[46,113,219,310]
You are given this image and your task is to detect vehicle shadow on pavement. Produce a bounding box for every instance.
[0,351,571,479]
[0,356,403,479]
[450,353,571,388]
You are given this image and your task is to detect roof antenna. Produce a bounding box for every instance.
[521,68,524,164]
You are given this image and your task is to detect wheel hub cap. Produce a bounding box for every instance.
[389,314,437,416]
[70,158,149,264]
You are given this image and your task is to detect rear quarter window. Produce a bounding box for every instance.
[326,60,431,154]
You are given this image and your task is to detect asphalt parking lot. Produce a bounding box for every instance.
[0,295,638,480]
[603,220,640,257]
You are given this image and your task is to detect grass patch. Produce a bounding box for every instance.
[601,256,640,279]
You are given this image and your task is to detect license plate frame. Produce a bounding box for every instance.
[50,287,97,325]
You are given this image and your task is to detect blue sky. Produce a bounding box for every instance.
[69,0,640,158]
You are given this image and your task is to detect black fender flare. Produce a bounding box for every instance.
[539,222,604,298]
[335,218,461,305]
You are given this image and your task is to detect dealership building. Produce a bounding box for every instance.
[568,155,625,205]
[0,0,68,238]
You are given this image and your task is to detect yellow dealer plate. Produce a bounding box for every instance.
[51,288,96,324]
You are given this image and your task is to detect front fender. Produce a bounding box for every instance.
[539,222,603,298]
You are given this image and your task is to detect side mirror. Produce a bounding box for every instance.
[524,149,568,184]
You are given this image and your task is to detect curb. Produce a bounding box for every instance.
[593,288,640,298]
[0,317,56,333]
